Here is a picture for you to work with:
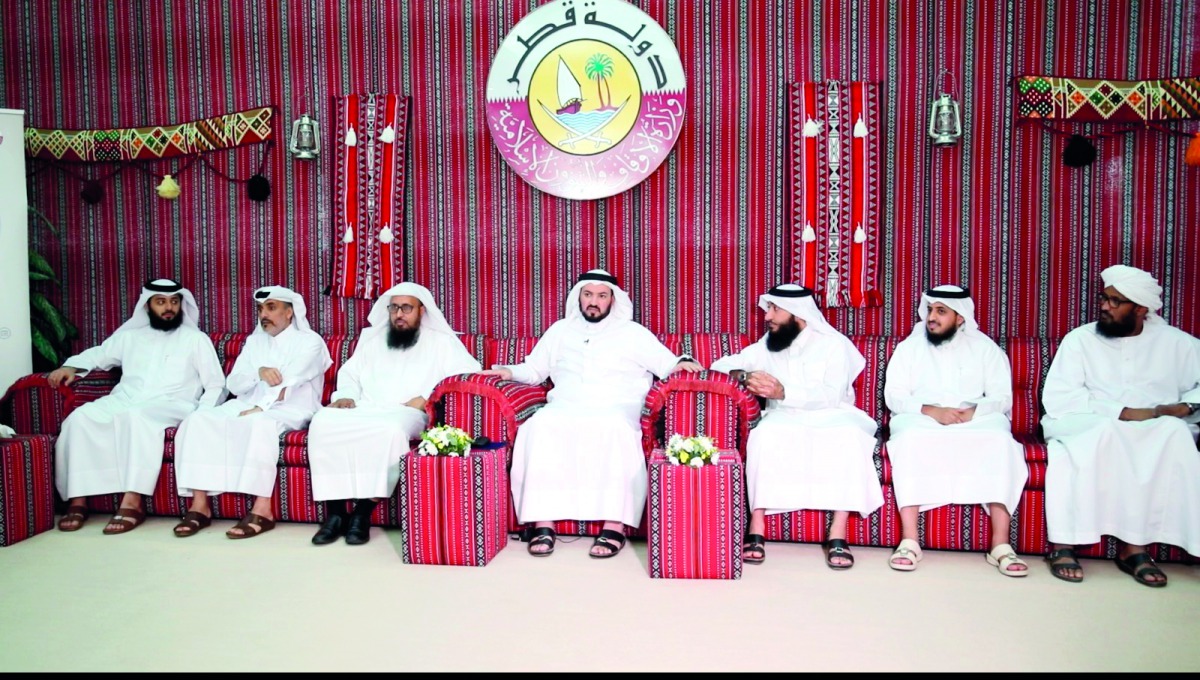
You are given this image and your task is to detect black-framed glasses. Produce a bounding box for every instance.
[386,303,417,314]
[1095,293,1134,308]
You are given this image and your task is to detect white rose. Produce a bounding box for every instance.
[688,457,704,468]
[710,452,720,464]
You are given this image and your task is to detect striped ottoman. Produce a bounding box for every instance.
[0,435,56,547]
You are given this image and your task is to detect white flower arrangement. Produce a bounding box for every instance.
[416,424,474,457]
[665,434,720,468]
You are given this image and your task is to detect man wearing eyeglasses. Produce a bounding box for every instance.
[306,282,482,546]
[1041,265,1200,588]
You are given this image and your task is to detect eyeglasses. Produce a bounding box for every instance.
[386,303,417,315]
[1095,293,1135,308]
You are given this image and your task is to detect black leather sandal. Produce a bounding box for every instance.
[824,538,855,570]
[589,529,626,559]
[743,533,767,564]
[527,526,557,556]
[1044,547,1084,583]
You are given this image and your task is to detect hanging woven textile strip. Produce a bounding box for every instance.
[787,81,883,307]
[1015,76,1200,123]
[24,106,274,162]
[329,93,412,299]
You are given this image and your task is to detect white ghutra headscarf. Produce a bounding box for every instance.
[252,286,315,334]
[115,278,201,333]
[360,282,461,344]
[564,269,634,329]
[909,284,980,340]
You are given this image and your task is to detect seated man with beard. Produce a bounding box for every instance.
[1041,265,1200,587]
[883,285,1029,576]
[306,283,481,546]
[49,278,225,535]
[481,269,701,559]
[711,284,882,568]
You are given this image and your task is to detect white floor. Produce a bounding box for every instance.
[1,517,1198,672]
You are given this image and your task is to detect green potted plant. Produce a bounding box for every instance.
[27,205,77,372]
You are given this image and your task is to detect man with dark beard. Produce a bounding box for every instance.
[49,278,224,534]
[711,284,881,568]
[883,286,1029,576]
[1041,265,1200,587]
[306,283,481,546]
[481,269,701,558]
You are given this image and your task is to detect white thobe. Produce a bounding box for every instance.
[55,326,224,498]
[504,319,680,526]
[307,331,481,501]
[175,325,330,498]
[712,332,882,515]
[884,332,1027,514]
[1042,321,1200,553]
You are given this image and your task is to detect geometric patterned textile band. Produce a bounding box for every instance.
[788,81,883,308]
[1015,76,1200,123]
[24,106,275,162]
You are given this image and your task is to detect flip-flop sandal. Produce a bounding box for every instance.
[590,529,626,559]
[987,543,1029,577]
[889,538,923,571]
[824,538,855,570]
[742,533,767,564]
[1044,547,1084,583]
[57,504,90,532]
[226,513,277,539]
[173,511,212,537]
[1115,552,1167,588]
[527,526,557,556]
[102,507,146,535]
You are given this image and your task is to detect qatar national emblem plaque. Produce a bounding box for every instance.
[486,0,686,200]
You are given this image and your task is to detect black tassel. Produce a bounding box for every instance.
[247,174,271,201]
[80,181,105,205]
[1062,134,1096,167]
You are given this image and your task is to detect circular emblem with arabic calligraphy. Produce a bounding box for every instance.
[486,0,686,200]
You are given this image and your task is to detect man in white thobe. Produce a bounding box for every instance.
[48,278,224,535]
[307,282,481,546]
[883,285,1029,576]
[711,284,881,569]
[1042,264,1200,587]
[173,286,332,539]
[482,270,701,559]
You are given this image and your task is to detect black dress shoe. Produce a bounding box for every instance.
[312,513,347,545]
[345,513,372,545]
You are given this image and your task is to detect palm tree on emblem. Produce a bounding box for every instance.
[584,53,614,110]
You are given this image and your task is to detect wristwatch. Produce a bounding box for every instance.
[1188,403,1200,416]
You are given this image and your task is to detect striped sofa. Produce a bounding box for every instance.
[0,332,1191,562]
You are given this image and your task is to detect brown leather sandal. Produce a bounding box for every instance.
[102,507,146,535]
[173,511,212,537]
[57,504,90,532]
[226,513,276,539]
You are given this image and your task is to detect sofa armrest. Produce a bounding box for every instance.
[641,370,763,457]
[426,374,549,446]
[1,370,122,435]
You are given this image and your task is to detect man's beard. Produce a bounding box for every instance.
[765,318,802,352]
[148,311,183,332]
[925,322,959,346]
[580,302,611,324]
[387,325,420,349]
[1096,313,1136,338]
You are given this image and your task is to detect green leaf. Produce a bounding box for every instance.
[27,205,59,236]
[62,316,79,338]
[29,271,59,284]
[32,326,59,365]
[30,292,68,343]
[28,248,57,278]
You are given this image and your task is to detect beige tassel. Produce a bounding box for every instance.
[853,224,867,243]
[156,174,181,200]
[853,115,868,138]
[342,225,354,243]
[801,221,816,242]
[345,126,357,146]
[379,125,396,143]
[378,225,394,243]
[802,117,819,138]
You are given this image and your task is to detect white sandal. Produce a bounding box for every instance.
[889,538,922,571]
[986,543,1028,577]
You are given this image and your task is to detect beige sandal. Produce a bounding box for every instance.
[889,538,923,571]
[987,543,1029,577]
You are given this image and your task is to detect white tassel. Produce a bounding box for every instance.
[802,117,819,137]
[801,221,816,242]
[853,224,867,243]
[378,225,394,243]
[853,115,868,138]
[342,225,354,243]
[345,126,357,146]
[379,125,395,143]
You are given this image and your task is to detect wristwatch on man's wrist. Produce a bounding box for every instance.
[1188,403,1200,416]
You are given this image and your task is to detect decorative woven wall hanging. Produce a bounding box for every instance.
[787,81,883,308]
[329,93,412,299]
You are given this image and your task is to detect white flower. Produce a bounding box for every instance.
[688,457,704,468]
[710,451,720,464]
